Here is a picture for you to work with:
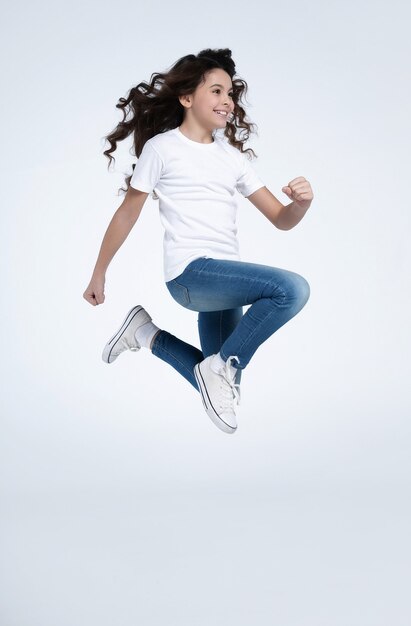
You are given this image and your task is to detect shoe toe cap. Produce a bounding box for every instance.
[217,412,237,433]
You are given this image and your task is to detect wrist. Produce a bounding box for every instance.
[93,266,106,279]
[292,199,311,212]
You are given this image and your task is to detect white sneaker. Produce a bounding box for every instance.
[194,354,241,434]
[102,305,152,364]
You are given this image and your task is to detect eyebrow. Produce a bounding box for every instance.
[209,83,234,91]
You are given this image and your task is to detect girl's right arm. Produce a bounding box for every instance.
[83,188,149,306]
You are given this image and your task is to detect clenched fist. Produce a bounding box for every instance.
[282,176,313,211]
[83,274,106,306]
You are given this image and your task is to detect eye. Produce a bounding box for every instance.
[213,89,234,98]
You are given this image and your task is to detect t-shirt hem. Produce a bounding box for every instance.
[242,182,265,198]
[164,253,241,283]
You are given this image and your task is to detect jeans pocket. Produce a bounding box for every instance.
[165,279,191,307]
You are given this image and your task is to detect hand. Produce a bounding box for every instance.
[282,176,313,211]
[83,274,105,306]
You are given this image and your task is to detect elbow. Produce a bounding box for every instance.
[273,215,291,231]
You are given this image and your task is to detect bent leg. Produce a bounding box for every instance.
[167,257,310,371]
[219,270,310,368]
[151,256,310,389]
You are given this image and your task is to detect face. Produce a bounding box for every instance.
[181,68,235,130]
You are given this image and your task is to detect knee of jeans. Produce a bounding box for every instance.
[291,274,310,308]
[272,272,310,310]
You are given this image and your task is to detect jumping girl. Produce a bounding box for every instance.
[83,48,313,435]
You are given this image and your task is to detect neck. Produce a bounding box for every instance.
[178,121,214,144]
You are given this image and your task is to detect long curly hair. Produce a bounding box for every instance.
[103,48,258,195]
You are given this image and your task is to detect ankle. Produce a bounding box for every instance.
[150,329,162,350]
[134,321,161,350]
[211,352,226,373]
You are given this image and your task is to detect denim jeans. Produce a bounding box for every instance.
[151,256,310,392]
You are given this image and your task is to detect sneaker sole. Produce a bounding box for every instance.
[102,305,144,364]
[193,363,237,434]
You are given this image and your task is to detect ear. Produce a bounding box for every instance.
[178,94,192,109]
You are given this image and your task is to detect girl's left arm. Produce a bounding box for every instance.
[246,176,313,231]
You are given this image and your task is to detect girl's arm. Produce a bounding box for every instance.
[83,188,149,306]
[246,186,285,227]
[247,177,313,230]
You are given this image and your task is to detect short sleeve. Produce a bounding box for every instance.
[235,153,265,197]
[130,142,163,192]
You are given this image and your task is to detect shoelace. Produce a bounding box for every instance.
[218,355,241,411]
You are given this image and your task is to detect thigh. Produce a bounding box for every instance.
[166,256,306,312]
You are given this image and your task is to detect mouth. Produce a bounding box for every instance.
[214,110,229,118]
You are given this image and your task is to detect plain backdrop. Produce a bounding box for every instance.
[1,0,410,624]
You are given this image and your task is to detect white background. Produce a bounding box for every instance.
[1,0,410,624]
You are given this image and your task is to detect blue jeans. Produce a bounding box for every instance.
[151,257,310,392]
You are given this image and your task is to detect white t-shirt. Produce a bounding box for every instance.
[129,126,265,282]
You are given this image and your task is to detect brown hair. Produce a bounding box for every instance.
[102,48,258,195]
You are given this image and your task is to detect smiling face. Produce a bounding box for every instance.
[179,68,235,132]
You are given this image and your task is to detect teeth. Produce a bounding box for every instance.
[214,110,227,116]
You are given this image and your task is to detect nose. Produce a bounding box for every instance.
[222,97,231,110]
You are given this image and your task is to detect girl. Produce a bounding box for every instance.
[83,48,313,435]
